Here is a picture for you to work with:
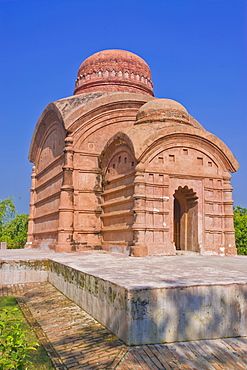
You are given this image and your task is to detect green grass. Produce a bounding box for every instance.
[0,296,54,370]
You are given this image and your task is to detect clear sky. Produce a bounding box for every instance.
[0,0,246,214]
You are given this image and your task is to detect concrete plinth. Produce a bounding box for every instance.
[0,250,247,345]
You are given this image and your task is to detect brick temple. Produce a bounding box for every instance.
[27,49,239,256]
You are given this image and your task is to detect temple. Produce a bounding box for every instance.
[27,49,239,256]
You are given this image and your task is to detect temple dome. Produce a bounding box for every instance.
[74,49,153,96]
[136,98,190,124]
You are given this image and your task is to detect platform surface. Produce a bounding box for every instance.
[1,249,247,347]
[0,249,246,289]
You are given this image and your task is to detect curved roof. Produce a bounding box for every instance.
[105,122,239,173]
[29,92,153,163]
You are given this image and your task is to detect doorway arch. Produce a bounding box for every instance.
[173,186,199,252]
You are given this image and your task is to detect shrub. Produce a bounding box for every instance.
[234,206,247,255]
[0,198,28,249]
[0,308,39,370]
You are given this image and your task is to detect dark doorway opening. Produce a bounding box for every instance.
[173,186,199,252]
[174,198,181,249]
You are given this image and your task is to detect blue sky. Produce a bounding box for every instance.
[0,0,246,214]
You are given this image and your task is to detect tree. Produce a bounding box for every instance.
[1,214,29,248]
[0,198,28,249]
[0,198,15,232]
[234,206,247,255]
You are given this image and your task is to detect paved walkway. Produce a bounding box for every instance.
[0,282,247,369]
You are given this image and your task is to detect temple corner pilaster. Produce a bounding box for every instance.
[56,136,75,252]
[130,164,148,257]
[222,172,237,256]
[25,165,36,248]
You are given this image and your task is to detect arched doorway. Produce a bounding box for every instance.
[173,186,199,252]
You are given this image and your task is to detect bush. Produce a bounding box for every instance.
[234,206,247,255]
[1,214,29,249]
[0,198,28,249]
[0,308,38,369]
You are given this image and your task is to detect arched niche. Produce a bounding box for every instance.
[99,135,137,253]
[37,128,65,172]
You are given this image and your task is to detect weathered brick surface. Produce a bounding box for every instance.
[0,282,247,369]
[28,49,239,257]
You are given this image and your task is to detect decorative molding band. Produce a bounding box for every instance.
[75,68,153,89]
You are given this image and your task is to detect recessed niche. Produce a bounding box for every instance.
[158,156,164,163]
[159,174,164,183]
[113,164,115,169]
[197,157,203,165]
[208,161,213,167]
[183,148,188,155]
[169,155,175,162]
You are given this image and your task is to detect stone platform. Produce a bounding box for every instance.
[0,249,247,345]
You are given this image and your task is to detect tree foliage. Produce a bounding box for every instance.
[0,198,28,249]
[0,198,15,231]
[234,206,247,255]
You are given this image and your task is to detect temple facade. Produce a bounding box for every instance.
[27,49,239,256]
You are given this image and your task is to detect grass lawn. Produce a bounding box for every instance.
[0,296,54,370]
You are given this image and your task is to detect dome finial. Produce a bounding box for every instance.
[136,98,190,125]
[74,49,154,96]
